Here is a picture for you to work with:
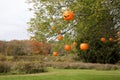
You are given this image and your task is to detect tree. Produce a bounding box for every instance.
[26,39,51,55]
[27,0,120,64]
[6,40,27,56]
[73,0,120,64]
[0,41,7,55]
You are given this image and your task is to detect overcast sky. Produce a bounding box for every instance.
[0,0,33,41]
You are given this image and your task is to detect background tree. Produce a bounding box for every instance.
[6,40,27,56]
[29,40,51,55]
[27,0,120,64]
[0,41,7,55]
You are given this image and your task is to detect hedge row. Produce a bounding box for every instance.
[0,61,47,74]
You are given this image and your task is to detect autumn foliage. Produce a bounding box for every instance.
[0,40,51,56]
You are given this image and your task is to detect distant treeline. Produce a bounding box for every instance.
[0,40,51,56]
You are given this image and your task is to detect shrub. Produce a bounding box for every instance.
[0,62,11,73]
[0,61,47,74]
[0,54,6,61]
[12,61,47,74]
[13,55,45,61]
[45,62,120,70]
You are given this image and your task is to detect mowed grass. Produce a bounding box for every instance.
[0,68,120,80]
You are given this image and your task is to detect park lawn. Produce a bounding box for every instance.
[0,68,120,80]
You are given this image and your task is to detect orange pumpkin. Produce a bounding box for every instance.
[100,37,106,42]
[80,43,89,51]
[57,35,63,41]
[63,10,74,20]
[53,52,58,56]
[109,38,113,42]
[64,45,71,51]
[73,42,77,47]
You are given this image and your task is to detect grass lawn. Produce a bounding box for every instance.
[0,68,120,80]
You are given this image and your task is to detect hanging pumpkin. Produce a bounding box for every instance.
[53,52,58,56]
[63,10,74,20]
[57,35,63,41]
[64,45,71,51]
[109,38,113,42]
[73,42,77,47]
[51,26,56,30]
[100,37,106,42]
[80,43,89,51]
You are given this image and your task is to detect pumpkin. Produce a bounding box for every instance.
[57,35,63,41]
[64,45,71,51]
[109,38,113,42]
[51,26,56,30]
[100,37,106,42]
[80,43,89,51]
[73,42,77,47]
[53,52,58,56]
[63,10,74,20]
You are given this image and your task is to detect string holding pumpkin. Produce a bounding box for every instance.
[63,10,74,20]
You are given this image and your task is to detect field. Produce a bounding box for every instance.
[0,68,120,80]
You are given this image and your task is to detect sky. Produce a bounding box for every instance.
[0,0,33,41]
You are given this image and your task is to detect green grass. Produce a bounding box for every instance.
[0,68,120,80]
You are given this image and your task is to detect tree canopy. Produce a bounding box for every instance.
[27,0,120,64]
